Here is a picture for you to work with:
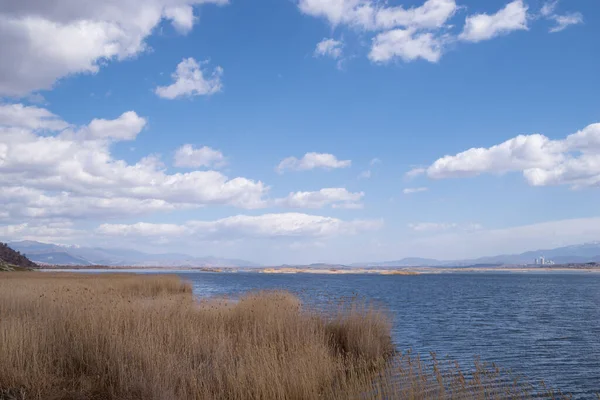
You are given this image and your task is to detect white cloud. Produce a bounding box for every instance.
[403,187,428,194]
[276,152,351,173]
[155,58,223,99]
[370,158,382,165]
[97,222,190,237]
[0,187,191,220]
[77,111,147,141]
[314,38,343,59]
[0,103,269,225]
[409,222,457,231]
[275,188,363,209]
[540,1,557,17]
[164,5,196,34]
[459,0,528,43]
[0,221,80,243]
[427,134,564,178]
[0,103,69,130]
[174,144,226,168]
[539,1,583,33]
[299,0,457,64]
[405,167,426,179]
[98,213,383,240]
[408,222,481,232]
[418,122,600,188]
[369,28,443,63]
[298,0,457,31]
[0,0,227,97]
[548,13,583,33]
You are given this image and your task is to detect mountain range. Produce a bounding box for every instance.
[352,242,600,267]
[7,240,600,267]
[8,241,260,267]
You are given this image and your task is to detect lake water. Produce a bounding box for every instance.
[69,270,600,398]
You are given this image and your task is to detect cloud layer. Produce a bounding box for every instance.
[0,103,268,225]
[97,213,383,240]
[0,103,373,251]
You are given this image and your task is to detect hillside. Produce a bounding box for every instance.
[0,242,38,271]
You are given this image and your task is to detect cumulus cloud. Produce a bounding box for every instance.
[98,213,383,240]
[314,38,344,59]
[459,0,528,43]
[275,188,363,209]
[276,152,351,173]
[369,29,443,63]
[0,0,227,96]
[416,122,600,188]
[0,103,269,226]
[174,144,226,168]
[403,187,428,194]
[164,5,196,34]
[76,111,147,141]
[155,58,223,99]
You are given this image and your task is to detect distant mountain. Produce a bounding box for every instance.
[8,241,260,267]
[353,242,600,267]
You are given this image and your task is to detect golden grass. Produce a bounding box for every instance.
[0,273,395,400]
[0,273,573,400]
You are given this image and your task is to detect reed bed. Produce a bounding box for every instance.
[0,273,571,399]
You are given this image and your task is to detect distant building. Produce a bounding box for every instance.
[533,255,554,266]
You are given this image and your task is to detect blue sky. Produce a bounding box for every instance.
[0,0,599,264]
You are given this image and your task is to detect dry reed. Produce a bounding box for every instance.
[0,273,572,400]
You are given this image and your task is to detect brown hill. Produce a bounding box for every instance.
[0,242,38,270]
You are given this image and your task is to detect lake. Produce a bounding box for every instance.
[65,270,600,398]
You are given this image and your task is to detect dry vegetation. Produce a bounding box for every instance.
[0,273,572,400]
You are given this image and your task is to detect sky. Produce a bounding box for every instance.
[0,0,599,265]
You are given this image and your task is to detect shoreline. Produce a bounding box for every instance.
[38,265,600,274]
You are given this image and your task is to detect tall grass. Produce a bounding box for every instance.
[0,273,571,399]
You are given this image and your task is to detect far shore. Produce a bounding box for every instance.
[37,264,600,275]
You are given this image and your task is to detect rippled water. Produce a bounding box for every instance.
[74,270,600,398]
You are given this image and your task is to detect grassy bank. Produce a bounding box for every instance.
[0,273,571,399]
